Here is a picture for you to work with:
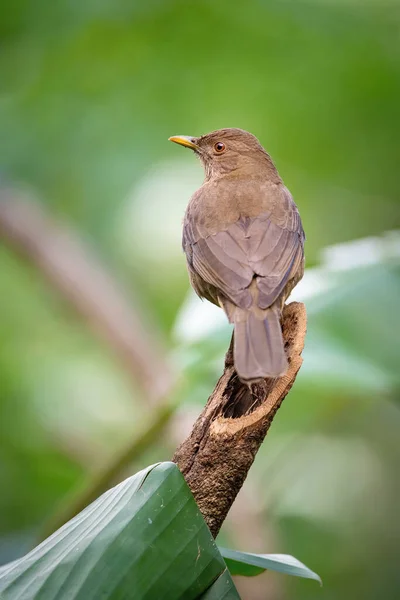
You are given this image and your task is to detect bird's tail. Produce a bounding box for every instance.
[233,306,288,383]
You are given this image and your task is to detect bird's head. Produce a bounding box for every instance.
[169,128,279,181]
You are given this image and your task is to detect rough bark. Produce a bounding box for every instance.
[173,301,306,537]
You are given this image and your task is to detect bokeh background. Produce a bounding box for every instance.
[1,1,399,598]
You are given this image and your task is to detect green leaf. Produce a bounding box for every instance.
[198,569,241,599]
[0,462,238,600]
[220,548,322,585]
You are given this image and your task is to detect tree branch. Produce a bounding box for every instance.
[0,187,173,403]
[173,301,306,538]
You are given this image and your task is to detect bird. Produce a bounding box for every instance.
[169,128,305,383]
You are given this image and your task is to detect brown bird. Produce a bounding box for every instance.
[169,128,305,383]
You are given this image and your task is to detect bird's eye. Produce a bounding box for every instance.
[214,142,226,154]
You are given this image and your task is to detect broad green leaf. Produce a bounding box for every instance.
[0,462,236,600]
[220,548,321,585]
[198,569,241,599]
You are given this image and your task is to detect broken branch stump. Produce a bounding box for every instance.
[173,301,306,537]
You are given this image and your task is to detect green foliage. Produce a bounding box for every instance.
[219,548,321,584]
[0,1,399,598]
[0,463,238,600]
[198,569,240,599]
[0,462,320,599]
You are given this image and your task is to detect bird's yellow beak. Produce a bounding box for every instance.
[168,135,199,151]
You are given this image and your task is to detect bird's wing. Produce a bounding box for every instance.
[248,187,305,308]
[183,188,304,310]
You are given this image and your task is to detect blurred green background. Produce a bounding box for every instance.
[0,1,399,598]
